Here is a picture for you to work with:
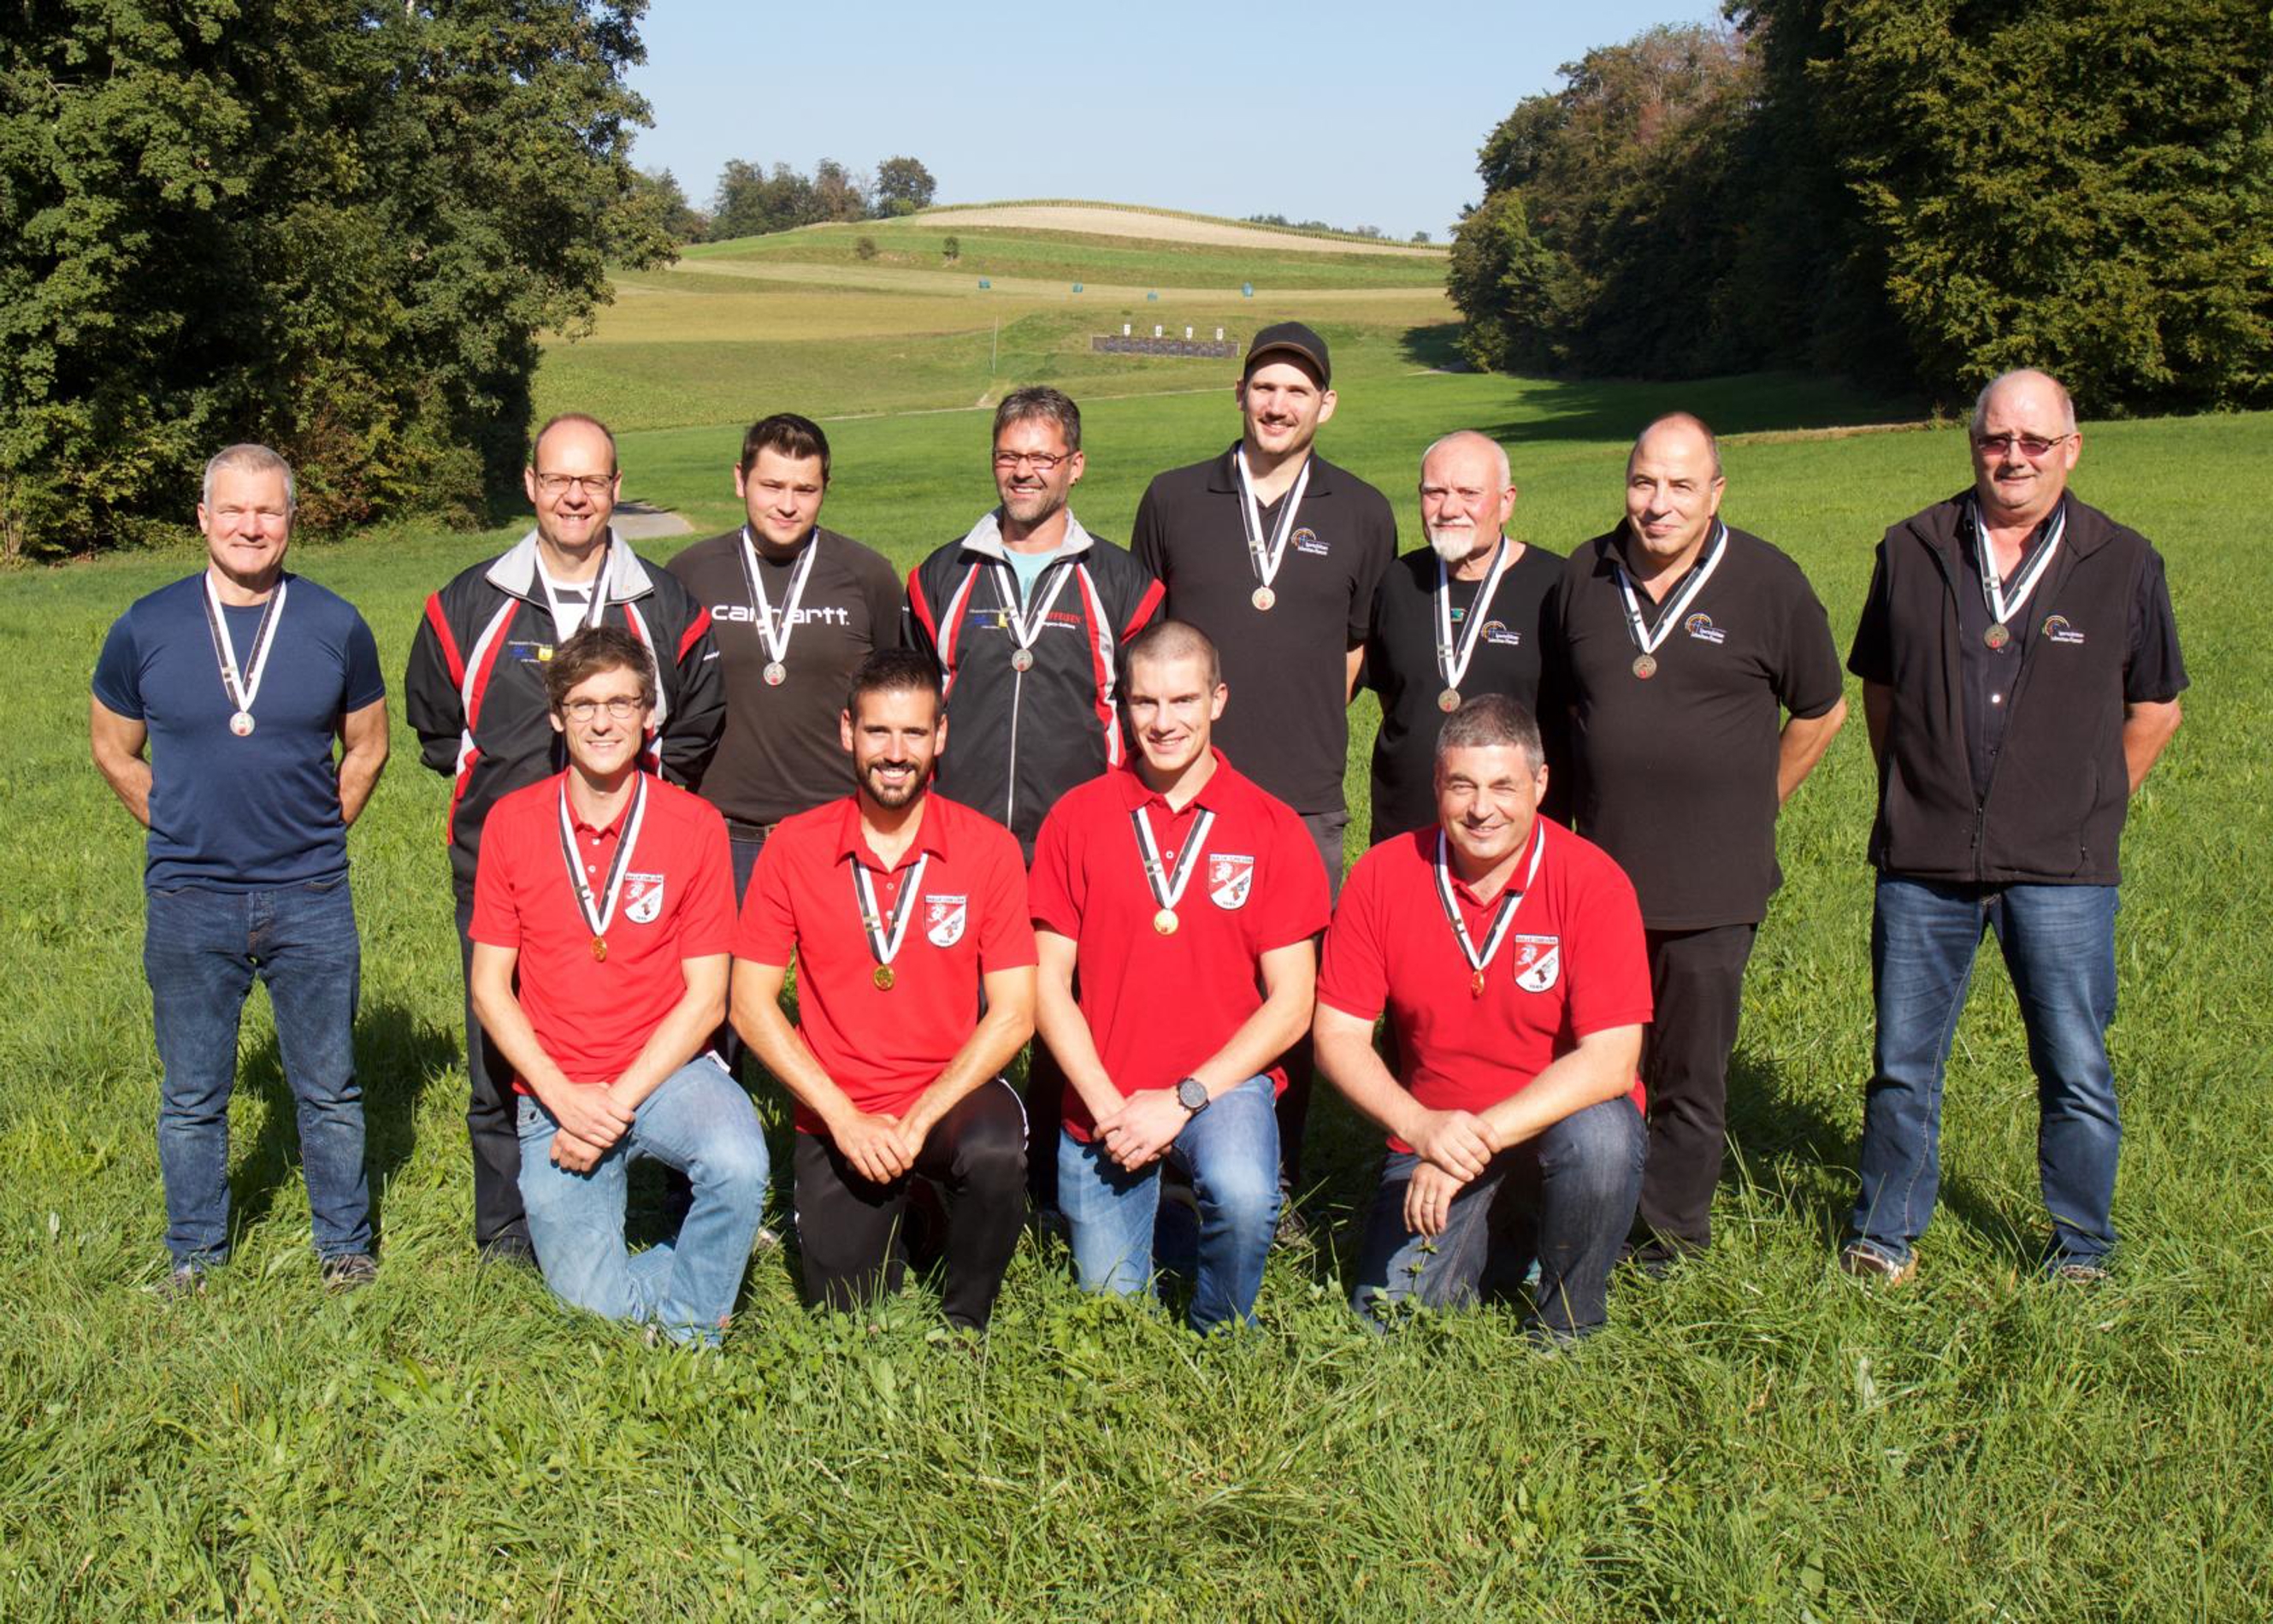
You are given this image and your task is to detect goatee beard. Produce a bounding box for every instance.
[1429,526,1481,564]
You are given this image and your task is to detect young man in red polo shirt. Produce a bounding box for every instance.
[1030,622,1329,1332]
[469,627,770,1344]
[730,648,1037,1332]
[1314,694,1652,1340]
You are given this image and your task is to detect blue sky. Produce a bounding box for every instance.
[625,2,1728,241]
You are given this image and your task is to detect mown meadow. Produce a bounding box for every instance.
[3,211,2267,1619]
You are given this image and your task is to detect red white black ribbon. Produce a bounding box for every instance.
[201,570,288,729]
[1131,803,1216,913]
[1432,820,1545,983]
[1971,499,2066,629]
[1434,537,1515,696]
[853,853,930,972]
[738,528,819,676]
[534,540,612,642]
[1233,448,1312,600]
[989,557,1077,664]
[557,773,649,945]
[1612,519,1727,661]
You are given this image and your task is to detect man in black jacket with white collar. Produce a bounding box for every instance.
[1844,369,2186,1286]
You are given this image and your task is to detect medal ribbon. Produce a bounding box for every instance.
[556,773,650,942]
[1233,448,1313,596]
[201,571,289,721]
[1432,821,1545,979]
[1611,519,1728,658]
[852,852,930,974]
[1433,537,1516,694]
[1973,499,2066,628]
[989,557,1078,658]
[1130,803,1218,914]
[738,529,819,670]
[535,540,611,643]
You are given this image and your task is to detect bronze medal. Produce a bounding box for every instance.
[1984,623,2010,650]
[1438,688,1462,713]
[1154,907,1179,936]
[1469,968,1486,998]
[1632,653,1658,680]
[590,936,607,962]
[872,964,895,991]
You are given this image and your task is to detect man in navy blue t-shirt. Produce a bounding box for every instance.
[91,445,392,1296]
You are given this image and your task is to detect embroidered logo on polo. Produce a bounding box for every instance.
[622,874,665,924]
[924,895,968,948]
[1481,620,1524,647]
[2041,614,2086,646]
[1206,853,1255,910]
[505,639,556,664]
[1510,934,1561,992]
[1684,612,1727,645]
[1292,528,1329,557]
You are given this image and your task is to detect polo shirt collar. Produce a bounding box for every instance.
[1443,818,1550,906]
[1113,747,1237,813]
[834,792,952,871]
[485,528,657,606]
[563,768,648,836]
[950,508,1097,564]
[1205,442,1339,498]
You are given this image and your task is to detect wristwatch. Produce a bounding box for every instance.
[1174,1077,1211,1117]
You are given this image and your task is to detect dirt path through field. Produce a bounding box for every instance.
[917,204,1445,258]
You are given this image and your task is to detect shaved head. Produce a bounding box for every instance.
[1125,618,1221,689]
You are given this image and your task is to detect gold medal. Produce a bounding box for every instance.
[1984,623,2010,650]
[872,964,895,991]
[1250,586,1275,612]
[1438,688,1461,713]
[590,936,607,962]
[1154,907,1179,936]
[1469,968,1486,998]
[1632,653,1658,680]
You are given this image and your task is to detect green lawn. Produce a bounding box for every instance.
[3,301,2270,1615]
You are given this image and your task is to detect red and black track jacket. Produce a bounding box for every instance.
[905,511,1163,855]
[405,530,725,890]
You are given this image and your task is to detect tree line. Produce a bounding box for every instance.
[632,156,937,245]
[1448,2,2273,414]
[2,0,674,560]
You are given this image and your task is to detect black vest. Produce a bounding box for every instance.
[1865,493,2149,885]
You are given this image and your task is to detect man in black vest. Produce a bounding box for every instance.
[1844,369,2185,1286]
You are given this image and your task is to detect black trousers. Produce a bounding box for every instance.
[455,889,528,1256]
[1635,922,1757,1256]
[793,1078,1027,1330]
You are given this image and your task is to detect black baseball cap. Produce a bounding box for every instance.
[1243,322,1331,388]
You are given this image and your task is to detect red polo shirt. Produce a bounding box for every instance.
[469,771,735,1090]
[1029,752,1330,1140]
[736,791,1036,1130]
[1318,818,1651,1152]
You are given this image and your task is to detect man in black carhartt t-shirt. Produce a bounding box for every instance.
[668,414,904,902]
[1130,322,1396,1204]
[1364,430,1560,845]
[1546,412,1845,1269]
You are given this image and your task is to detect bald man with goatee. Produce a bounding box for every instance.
[1544,413,1845,1272]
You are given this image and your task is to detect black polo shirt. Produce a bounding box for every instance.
[1362,540,1562,844]
[1548,524,1844,930]
[1131,445,1397,818]
[666,526,904,830]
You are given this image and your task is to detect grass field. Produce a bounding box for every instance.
[4,211,2270,1619]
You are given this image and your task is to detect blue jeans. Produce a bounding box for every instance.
[1354,1095,1645,1340]
[517,1055,770,1343]
[1850,876,2122,1268]
[143,877,369,1266]
[1056,1074,1281,1332]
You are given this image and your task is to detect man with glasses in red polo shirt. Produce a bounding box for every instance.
[1028,622,1329,1332]
[1314,695,1652,1340]
[730,649,1037,1333]
[469,627,769,1343]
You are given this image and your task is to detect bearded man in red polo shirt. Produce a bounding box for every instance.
[469,627,770,1344]
[1029,622,1329,1332]
[730,648,1037,1332]
[1314,694,1652,1340]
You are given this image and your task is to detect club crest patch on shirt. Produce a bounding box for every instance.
[2041,614,2086,645]
[1683,612,1727,645]
[1510,933,1561,992]
[1293,527,1329,557]
[1207,853,1255,911]
[623,873,665,925]
[924,895,967,947]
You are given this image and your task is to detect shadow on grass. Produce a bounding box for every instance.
[230,999,451,1254]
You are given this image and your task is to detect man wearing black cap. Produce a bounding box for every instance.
[1131,322,1397,1204]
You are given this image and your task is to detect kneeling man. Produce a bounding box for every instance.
[469,627,769,1342]
[731,650,1036,1332]
[1030,622,1329,1331]
[1315,695,1652,1339]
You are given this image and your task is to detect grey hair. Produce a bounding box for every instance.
[1434,694,1545,774]
[993,385,1083,452]
[1969,369,2077,436]
[202,444,297,514]
[1420,429,1512,491]
[1630,412,1722,479]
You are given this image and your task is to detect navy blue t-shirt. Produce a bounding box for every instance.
[93,572,386,891]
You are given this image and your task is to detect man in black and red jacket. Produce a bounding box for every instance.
[406,412,723,1264]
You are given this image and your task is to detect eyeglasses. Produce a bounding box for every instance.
[560,697,646,723]
[533,472,616,496]
[1970,432,2073,459]
[993,450,1072,474]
